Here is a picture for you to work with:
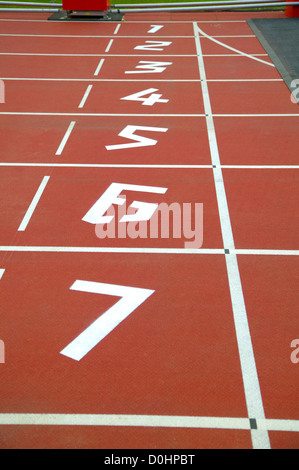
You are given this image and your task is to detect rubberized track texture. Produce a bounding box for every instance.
[0,9,298,450]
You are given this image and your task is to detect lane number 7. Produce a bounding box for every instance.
[60,280,154,361]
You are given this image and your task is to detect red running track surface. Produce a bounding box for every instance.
[0,9,298,450]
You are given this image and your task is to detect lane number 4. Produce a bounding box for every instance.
[120,88,169,107]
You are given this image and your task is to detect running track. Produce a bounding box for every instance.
[0,9,298,450]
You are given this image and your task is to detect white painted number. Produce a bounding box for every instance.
[125,61,172,74]
[134,41,172,51]
[82,182,167,225]
[105,125,168,151]
[148,25,164,34]
[60,280,154,361]
[120,88,169,107]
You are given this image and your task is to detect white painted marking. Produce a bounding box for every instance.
[60,280,154,361]
[196,24,274,67]
[0,269,5,280]
[125,60,172,74]
[134,41,172,51]
[0,112,205,117]
[193,23,270,450]
[83,182,167,225]
[55,121,75,156]
[148,25,164,34]
[0,163,211,169]
[94,58,105,76]
[1,163,298,169]
[0,77,281,83]
[17,176,50,232]
[2,112,299,118]
[258,419,299,432]
[105,39,114,53]
[0,413,297,432]
[0,246,298,255]
[113,24,121,35]
[0,413,251,429]
[78,85,93,109]
[0,52,267,58]
[105,125,168,151]
[120,88,169,106]
[0,34,257,39]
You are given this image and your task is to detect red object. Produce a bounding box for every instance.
[285,0,299,16]
[62,0,110,11]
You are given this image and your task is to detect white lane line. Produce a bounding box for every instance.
[94,58,105,76]
[55,121,76,156]
[17,176,50,232]
[258,419,299,432]
[207,79,282,82]
[0,33,256,39]
[78,85,93,109]
[234,249,299,256]
[196,23,275,67]
[0,52,197,57]
[0,163,298,170]
[1,112,299,117]
[105,39,114,53]
[0,247,224,254]
[0,414,252,429]
[0,112,207,117]
[0,413,297,432]
[3,78,283,83]
[214,114,299,117]
[0,246,298,256]
[0,163,212,169]
[0,52,267,57]
[193,22,270,450]
[0,269,5,280]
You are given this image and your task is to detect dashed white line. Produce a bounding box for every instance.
[56,121,76,156]
[94,58,105,76]
[113,24,121,35]
[17,176,50,232]
[105,39,114,53]
[78,85,93,109]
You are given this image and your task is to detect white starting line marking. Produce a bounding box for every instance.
[0,269,5,280]
[55,121,76,156]
[17,176,50,232]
